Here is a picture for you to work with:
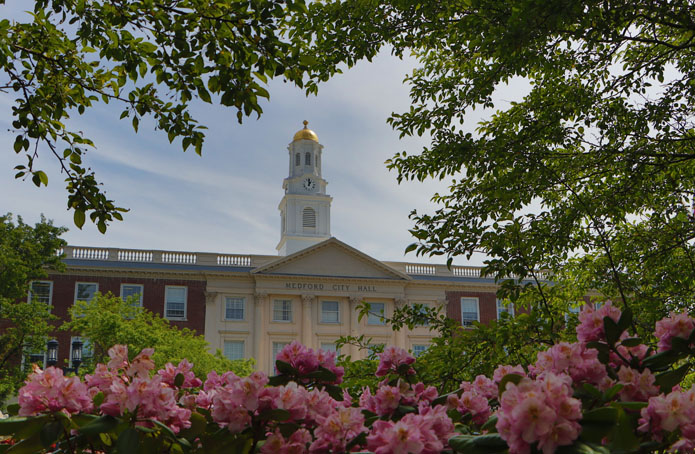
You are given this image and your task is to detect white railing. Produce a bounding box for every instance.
[452,266,481,277]
[71,247,109,260]
[405,264,436,275]
[217,255,252,267]
[117,250,153,262]
[161,252,197,264]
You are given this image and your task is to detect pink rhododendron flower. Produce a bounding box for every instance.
[304,388,337,426]
[261,428,312,454]
[448,388,491,425]
[127,348,155,378]
[493,364,526,384]
[617,366,659,402]
[106,344,129,370]
[258,382,308,421]
[655,312,695,352]
[576,302,621,343]
[19,365,93,416]
[366,411,452,454]
[530,342,606,386]
[157,359,202,388]
[376,346,416,377]
[310,406,367,453]
[497,373,581,454]
[275,341,344,383]
[461,374,498,399]
[639,387,695,449]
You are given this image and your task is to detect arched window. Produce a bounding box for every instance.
[305,152,311,166]
[295,153,300,166]
[302,207,316,228]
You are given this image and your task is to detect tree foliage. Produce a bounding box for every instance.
[0,213,66,404]
[2,0,331,232]
[61,292,254,378]
[304,0,695,322]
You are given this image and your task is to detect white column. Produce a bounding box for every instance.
[394,297,407,349]
[301,294,315,348]
[253,293,268,369]
[203,291,219,354]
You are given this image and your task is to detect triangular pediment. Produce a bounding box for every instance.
[252,238,410,280]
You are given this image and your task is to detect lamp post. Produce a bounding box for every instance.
[70,338,83,374]
[46,340,58,367]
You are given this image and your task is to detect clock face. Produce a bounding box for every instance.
[303,178,316,191]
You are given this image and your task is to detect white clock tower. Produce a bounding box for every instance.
[277,121,332,256]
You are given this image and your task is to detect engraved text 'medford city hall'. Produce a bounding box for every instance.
[284,282,377,292]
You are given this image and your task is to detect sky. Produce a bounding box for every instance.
[0,7,487,266]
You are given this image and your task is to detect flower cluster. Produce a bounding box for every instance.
[530,342,607,387]
[359,379,438,416]
[447,375,497,425]
[276,341,345,383]
[18,365,92,416]
[576,302,621,343]
[86,345,191,432]
[366,404,454,454]
[654,312,695,352]
[497,373,582,454]
[375,346,416,377]
[639,387,695,452]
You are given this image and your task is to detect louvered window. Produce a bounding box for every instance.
[303,207,316,228]
[305,152,311,165]
[295,153,300,166]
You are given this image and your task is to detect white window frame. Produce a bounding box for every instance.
[224,297,245,321]
[272,299,293,322]
[165,286,187,320]
[496,299,514,319]
[75,282,98,304]
[367,302,386,325]
[320,342,339,354]
[223,340,245,361]
[460,297,480,327]
[28,280,53,305]
[412,344,429,357]
[320,300,340,324]
[120,284,144,307]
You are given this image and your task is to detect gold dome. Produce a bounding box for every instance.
[293,120,319,142]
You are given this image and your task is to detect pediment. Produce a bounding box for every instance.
[252,238,410,280]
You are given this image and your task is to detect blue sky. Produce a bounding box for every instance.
[0,7,488,265]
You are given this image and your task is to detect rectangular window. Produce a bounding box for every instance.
[460,297,479,327]
[367,302,385,325]
[223,340,245,360]
[273,300,292,322]
[165,286,187,320]
[29,281,53,305]
[321,301,340,323]
[75,282,98,304]
[496,299,514,319]
[225,297,245,321]
[272,341,291,370]
[121,284,144,307]
[412,344,428,357]
[320,342,339,353]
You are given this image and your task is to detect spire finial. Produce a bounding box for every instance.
[303,120,309,128]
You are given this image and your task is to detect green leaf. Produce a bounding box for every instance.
[481,415,498,432]
[448,434,507,454]
[556,441,611,454]
[197,86,212,103]
[655,364,690,393]
[612,408,639,451]
[74,209,86,229]
[6,432,44,454]
[603,316,621,345]
[619,337,642,347]
[581,407,618,424]
[116,427,139,453]
[616,307,632,333]
[0,417,45,437]
[40,421,63,448]
[275,360,294,375]
[174,372,185,387]
[79,415,119,436]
